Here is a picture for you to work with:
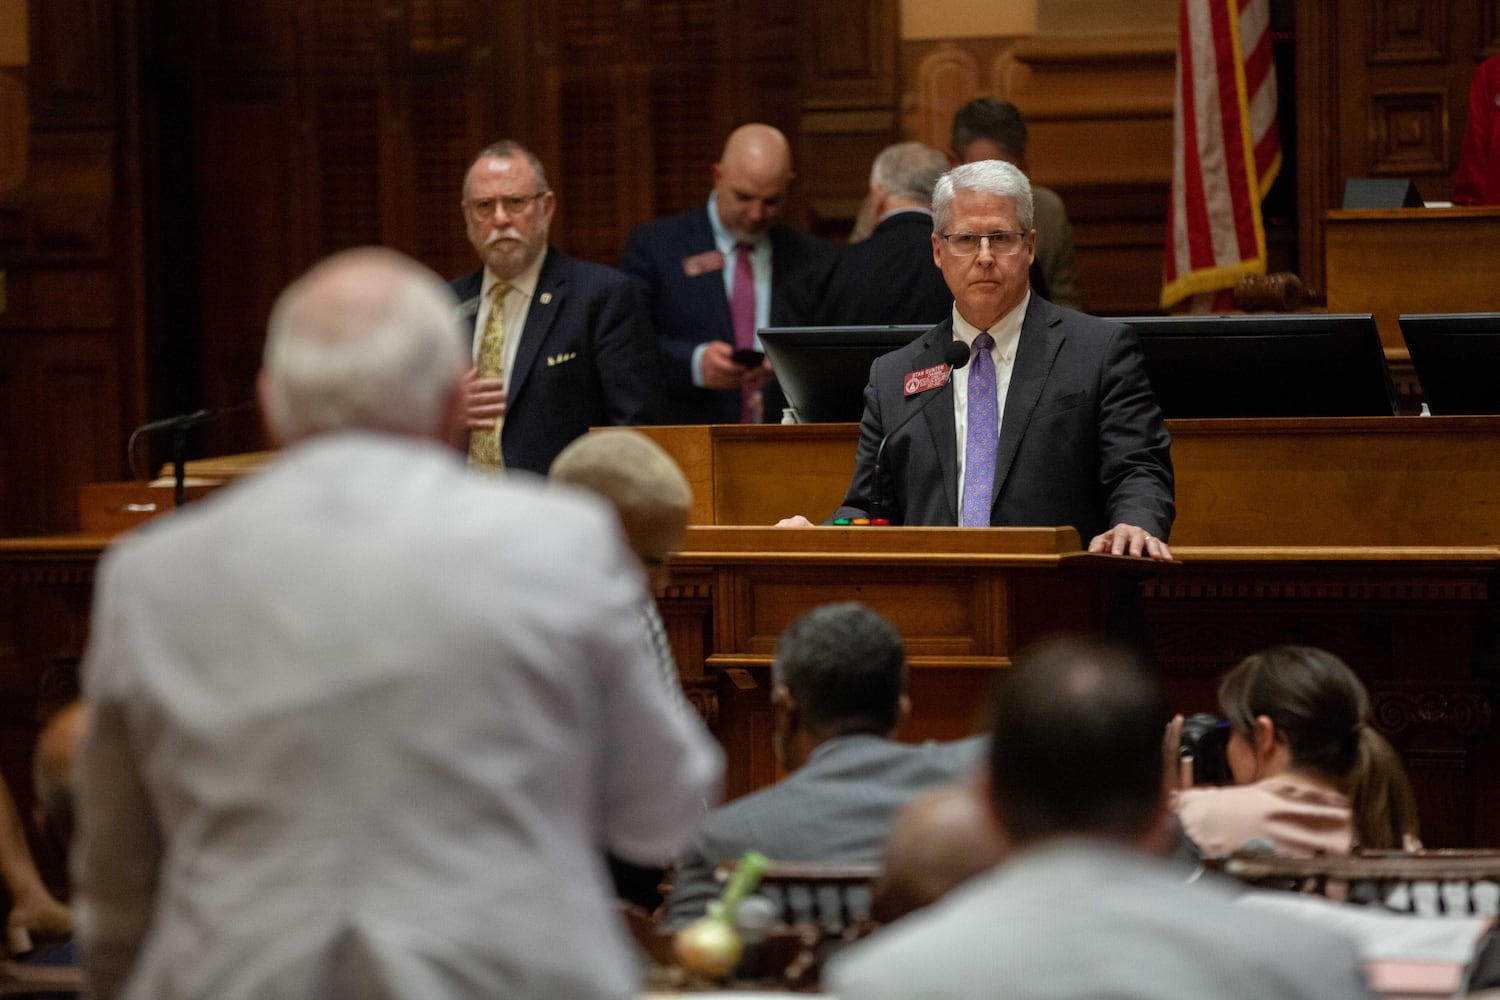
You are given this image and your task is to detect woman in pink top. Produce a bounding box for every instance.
[1175,646,1420,857]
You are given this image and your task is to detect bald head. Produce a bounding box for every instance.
[713,124,794,241]
[549,429,693,592]
[258,247,467,446]
[873,784,1007,923]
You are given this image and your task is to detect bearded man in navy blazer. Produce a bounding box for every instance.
[619,124,830,424]
[780,160,1174,561]
[450,141,661,474]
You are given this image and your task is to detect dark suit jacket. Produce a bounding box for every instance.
[662,734,985,928]
[449,248,662,475]
[803,209,953,327]
[618,205,830,424]
[832,296,1174,542]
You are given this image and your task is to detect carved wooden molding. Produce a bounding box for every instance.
[1142,576,1490,601]
[1372,687,1492,737]
[902,42,978,149]
[1369,89,1450,174]
[1369,0,1448,63]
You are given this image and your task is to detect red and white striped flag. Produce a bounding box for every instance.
[1161,0,1282,310]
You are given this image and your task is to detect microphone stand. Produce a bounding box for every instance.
[171,422,191,508]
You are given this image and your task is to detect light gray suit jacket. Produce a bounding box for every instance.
[827,839,1374,1000]
[662,734,985,928]
[76,433,723,1000]
[832,296,1174,542]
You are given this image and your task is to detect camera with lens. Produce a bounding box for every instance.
[1178,713,1232,786]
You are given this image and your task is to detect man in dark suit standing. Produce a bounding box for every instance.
[779,160,1173,561]
[451,140,661,474]
[661,602,983,928]
[804,141,953,327]
[619,124,829,424]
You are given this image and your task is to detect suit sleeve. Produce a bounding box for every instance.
[619,227,700,395]
[659,828,723,929]
[592,273,664,426]
[75,555,165,1000]
[1096,324,1175,539]
[587,522,723,868]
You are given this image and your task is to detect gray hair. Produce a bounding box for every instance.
[462,140,550,198]
[260,247,467,444]
[932,160,1035,235]
[870,142,948,205]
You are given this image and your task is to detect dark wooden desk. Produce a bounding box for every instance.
[6,417,1500,846]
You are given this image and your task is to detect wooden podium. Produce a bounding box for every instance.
[1325,206,1500,353]
[659,526,1140,797]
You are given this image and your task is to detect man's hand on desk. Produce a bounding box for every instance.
[775,515,815,527]
[461,367,507,429]
[1088,523,1174,562]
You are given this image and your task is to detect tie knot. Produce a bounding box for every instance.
[490,282,512,302]
[737,241,756,255]
[974,331,995,352]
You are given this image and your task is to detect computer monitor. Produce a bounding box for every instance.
[1398,313,1500,414]
[759,325,929,423]
[1110,313,1397,418]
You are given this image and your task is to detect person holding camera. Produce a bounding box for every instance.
[1171,646,1420,857]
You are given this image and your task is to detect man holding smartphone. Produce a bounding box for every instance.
[620,124,830,424]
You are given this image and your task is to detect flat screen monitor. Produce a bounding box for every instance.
[759,325,930,423]
[1398,313,1500,414]
[1109,313,1397,418]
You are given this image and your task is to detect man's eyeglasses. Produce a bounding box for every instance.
[463,192,548,220]
[939,231,1030,257]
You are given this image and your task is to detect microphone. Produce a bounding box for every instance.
[133,409,215,435]
[868,339,972,523]
[126,401,259,507]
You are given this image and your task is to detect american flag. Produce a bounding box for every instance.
[1161,0,1282,310]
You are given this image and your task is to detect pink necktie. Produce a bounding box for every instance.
[962,332,997,526]
[731,242,760,422]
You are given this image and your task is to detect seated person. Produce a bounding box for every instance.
[1173,645,1420,856]
[824,638,1371,1000]
[661,602,983,928]
[870,783,1005,923]
[0,707,75,954]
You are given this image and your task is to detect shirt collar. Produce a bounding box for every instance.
[482,244,548,301]
[951,290,1029,362]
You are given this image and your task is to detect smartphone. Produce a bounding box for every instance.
[731,348,765,368]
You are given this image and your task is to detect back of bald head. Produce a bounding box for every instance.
[719,123,794,181]
[873,783,1006,923]
[34,701,87,847]
[259,246,467,446]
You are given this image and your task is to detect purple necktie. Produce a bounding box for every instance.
[962,332,997,527]
[731,242,760,422]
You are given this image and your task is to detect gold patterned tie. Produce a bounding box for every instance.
[467,281,511,469]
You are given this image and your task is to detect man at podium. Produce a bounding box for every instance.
[781,161,1174,561]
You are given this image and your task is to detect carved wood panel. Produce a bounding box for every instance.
[1369,88,1451,174]
[1370,0,1449,62]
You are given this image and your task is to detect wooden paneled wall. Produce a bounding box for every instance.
[0,0,145,539]
[901,33,1178,315]
[1297,0,1499,293]
[5,0,1500,539]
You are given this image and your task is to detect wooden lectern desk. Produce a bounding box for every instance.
[1325,206,1500,353]
[659,526,1141,797]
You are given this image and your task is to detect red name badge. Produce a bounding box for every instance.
[681,250,725,277]
[904,363,951,396]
